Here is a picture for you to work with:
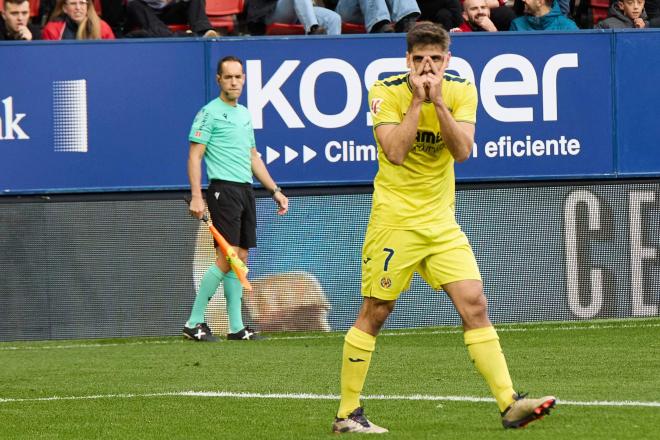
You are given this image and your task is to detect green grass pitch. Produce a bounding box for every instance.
[1,318,659,439]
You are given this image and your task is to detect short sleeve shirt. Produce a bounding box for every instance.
[189,98,255,183]
[368,72,477,228]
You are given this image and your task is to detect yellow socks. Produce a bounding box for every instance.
[337,325,514,417]
[464,326,516,412]
[337,327,376,418]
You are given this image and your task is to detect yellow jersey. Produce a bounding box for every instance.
[368,72,477,229]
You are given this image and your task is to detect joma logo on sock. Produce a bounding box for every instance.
[0,97,29,140]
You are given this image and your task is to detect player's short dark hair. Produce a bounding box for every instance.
[3,0,29,7]
[217,56,243,75]
[406,22,450,52]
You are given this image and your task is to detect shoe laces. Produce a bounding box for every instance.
[348,407,370,428]
[513,391,529,401]
[502,392,529,416]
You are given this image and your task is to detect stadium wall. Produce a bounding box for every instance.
[1,31,659,341]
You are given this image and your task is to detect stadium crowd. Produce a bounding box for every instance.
[1,0,659,40]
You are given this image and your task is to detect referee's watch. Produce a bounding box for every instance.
[270,186,282,197]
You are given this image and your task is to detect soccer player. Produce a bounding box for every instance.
[184,55,288,342]
[331,22,556,434]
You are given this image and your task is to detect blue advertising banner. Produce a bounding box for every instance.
[0,40,205,194]
[213,32,614,186]
[0,31,644,194]
[615,30,660,177]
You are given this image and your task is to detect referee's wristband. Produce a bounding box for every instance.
[270,186,282,196]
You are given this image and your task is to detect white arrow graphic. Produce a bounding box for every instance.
[302,145,317,163]
[266,146,280,164]
[284,145,299,164]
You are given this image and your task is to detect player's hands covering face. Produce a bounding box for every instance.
[409,57,430,102]
[409,53,450,104]
[425,54,449,106]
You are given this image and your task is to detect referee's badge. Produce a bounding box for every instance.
[371,98,383,116]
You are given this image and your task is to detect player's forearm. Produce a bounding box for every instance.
[434,103,473,162]
[380,100,423,165]
[187,155,204,199]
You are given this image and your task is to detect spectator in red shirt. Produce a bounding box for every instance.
[420,0,514,31]
[451,0,499,31]
[42,0,115,39]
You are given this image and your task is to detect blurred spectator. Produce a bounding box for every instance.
[513,0,569,17]
[509,0,578,29]
[646,0,660,25]
[435,0,513,31]
[40,0,124,31]
[595,0,649,28]
[1,0,41,40]
[451,0,498,31]
[481,0,515,30]
[42,0,116,39]
[125,0,218,37]
[246,0,342,35]
[417,0,463,30]
[335,0,420,33]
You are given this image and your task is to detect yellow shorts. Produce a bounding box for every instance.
[361,222,481,301]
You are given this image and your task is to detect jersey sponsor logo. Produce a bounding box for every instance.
[413,130,445,155]
[415,130,442,144]
[370,98,383,116]
[380,276,392,289]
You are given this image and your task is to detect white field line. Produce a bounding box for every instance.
[1,321,658,351]
[0,391,658,408]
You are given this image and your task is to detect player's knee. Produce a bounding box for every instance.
[461,294,490,327]
[358,298,395,332]
[371,300,395,326]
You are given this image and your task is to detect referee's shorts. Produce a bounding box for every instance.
[205,179,257,249]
